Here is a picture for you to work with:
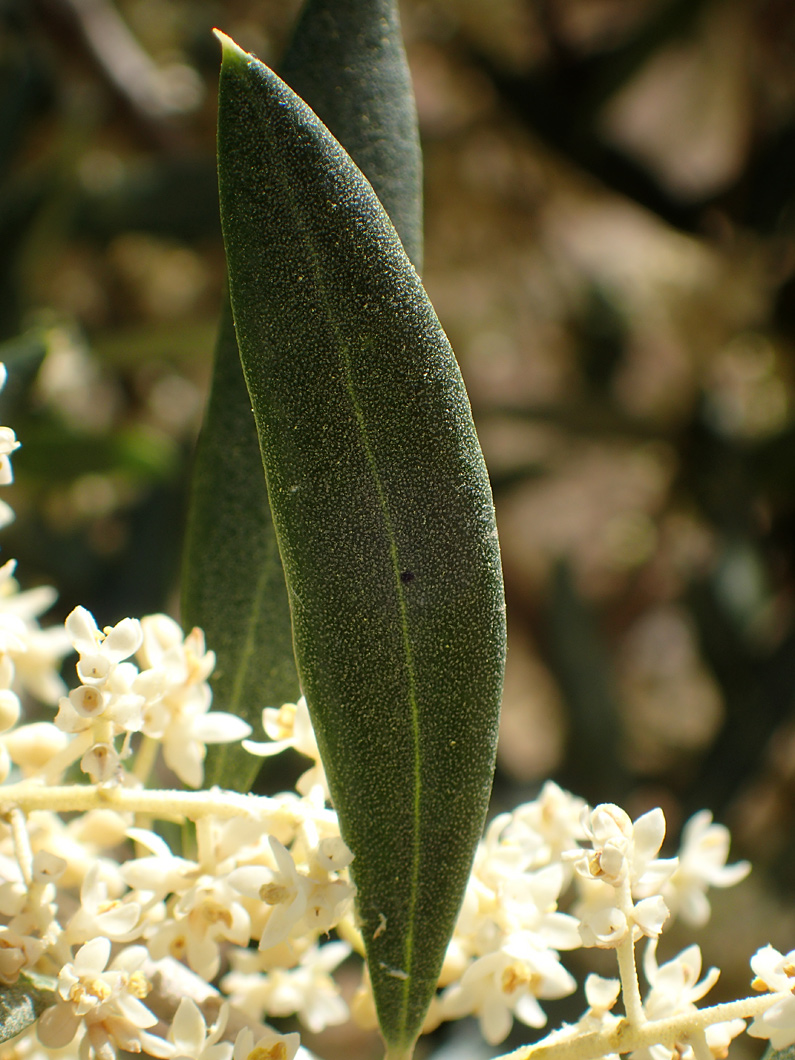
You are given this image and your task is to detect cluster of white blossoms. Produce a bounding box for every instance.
[0,360,793,1060]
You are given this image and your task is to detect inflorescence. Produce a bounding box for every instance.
[0,363,790,1060]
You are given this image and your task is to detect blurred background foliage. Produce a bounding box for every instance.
[5,0,795,1052]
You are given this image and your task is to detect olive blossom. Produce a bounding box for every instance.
[0,363,781,1060]
[137,616,251,788]
[634,942,745,1060]
[36,938,171,1060]
[222,940,352,1033]
[661,811,750,927]
[231,1026,300,1060]
[166,998,233,1060]
[439,932,577,1045]
[244,697,328,798]
[748,946,795,1049]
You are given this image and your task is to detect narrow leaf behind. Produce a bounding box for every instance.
[217,37,505,1054]
[281,0,423,273]
[181,300,300,790]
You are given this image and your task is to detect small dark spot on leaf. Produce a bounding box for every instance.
[400,570,415,584]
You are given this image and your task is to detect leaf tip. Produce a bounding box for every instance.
[213,29,251,66]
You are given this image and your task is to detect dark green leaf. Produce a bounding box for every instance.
[217,36,505,1056]
[281,0,423,272]
[182,300,300,791]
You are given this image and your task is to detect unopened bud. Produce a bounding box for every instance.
[3,722,68,772]
[0,690,20,733]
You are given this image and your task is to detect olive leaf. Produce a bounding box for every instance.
[216,35,505,1057]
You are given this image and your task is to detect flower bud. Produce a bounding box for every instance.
[0,690,20,733]
[3,722,68,772]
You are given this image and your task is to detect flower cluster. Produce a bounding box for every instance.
[404,787,750,1048]
[51,607,249,786]
[0,360,790,1060]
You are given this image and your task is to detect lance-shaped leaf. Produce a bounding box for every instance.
[216,35,505,1057]
[183,0,423,790]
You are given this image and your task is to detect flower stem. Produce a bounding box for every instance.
[0,781,336,828]
[616,932,644,1026]
[9,807,32,886]
[615,878,644,1026]
[495,991,786,1060]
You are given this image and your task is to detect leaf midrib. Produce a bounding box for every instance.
[275,143,423,1041]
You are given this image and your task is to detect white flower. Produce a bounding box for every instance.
[632,942,744,1060]
[121,827,198,903]
[3,722,70,776]
[146,875,251,980]
[137,617,249,788]
[500,864,582,947]
[37,938,170,1060]
[574,876,669,950]
[569,804,676,894]
[229,838,309,952]
[0,925,46,984]
[440,932,576,1044]
[233,1030,305,1060]
[0,565,69,705]
[748,946,795,1049]
[450,812,580,972]
[66,607,143,686]
[500,782,588,874]
[643,941,720,1017]
[80,742,121,783]
[577,901,629,949]
[751,944,795,992]
[228,836,353,952]
[0,415,20,488]
[244,697,328,797]
[64,863,142,946]
[662,811,750,927]
[553,974,622,1046]
[223,940,351,1033]
[0,560,69,722]
[585,973,621,1014]
[232,1026,300,1060]
[168,998,233,1060]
